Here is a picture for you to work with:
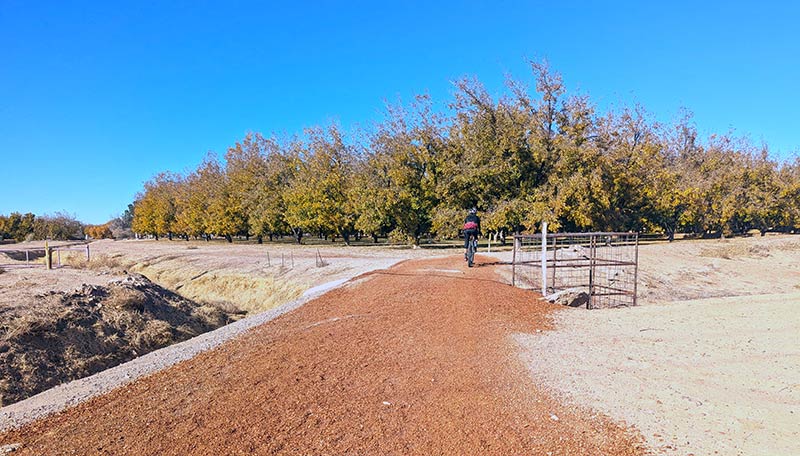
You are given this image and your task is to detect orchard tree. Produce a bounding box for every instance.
[132,172,181,240]
[206,156,247,243]
[351,150,395,242]
[284,125,357,244]
[371,96,444,245]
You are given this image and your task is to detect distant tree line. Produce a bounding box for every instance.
[131,62,800,245]
[0,212,83,242]
[0,205,135,242]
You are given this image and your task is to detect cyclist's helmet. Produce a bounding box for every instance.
[469,207,477,215]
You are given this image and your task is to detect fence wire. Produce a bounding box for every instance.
[512,232,638,308]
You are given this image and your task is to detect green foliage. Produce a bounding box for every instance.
[0,212,85,241]
[125,62,800,244]
[283,125,358,244]
[0,212,35,241]
[132,172,181,240]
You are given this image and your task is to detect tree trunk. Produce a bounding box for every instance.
[372,233,378,243]
[154,233,159,241]
[167,232,173,241]
[257,235,263,244]
[225,234,233,243]
[342,232,350,246]
[294,229,303,244]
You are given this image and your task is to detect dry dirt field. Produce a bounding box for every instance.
[1,235,798,455]
[508,235,800,456]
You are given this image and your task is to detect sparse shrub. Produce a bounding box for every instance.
[747,244,770,257]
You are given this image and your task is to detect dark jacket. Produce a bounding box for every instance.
[464,214,481,234]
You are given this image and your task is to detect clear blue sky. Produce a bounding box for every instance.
[1,0,798,224]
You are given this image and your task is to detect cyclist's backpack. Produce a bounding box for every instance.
[463,221,478,230]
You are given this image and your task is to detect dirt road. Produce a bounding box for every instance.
[0,256,645,455]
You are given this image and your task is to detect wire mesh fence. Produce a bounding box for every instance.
[512,232,639,308]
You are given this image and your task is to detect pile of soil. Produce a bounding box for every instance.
[0,274,243,407]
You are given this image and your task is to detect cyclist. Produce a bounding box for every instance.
[463,207,481,261]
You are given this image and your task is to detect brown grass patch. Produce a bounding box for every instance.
[700,241,772,259]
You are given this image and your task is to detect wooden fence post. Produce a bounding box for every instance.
[45,242,52,270]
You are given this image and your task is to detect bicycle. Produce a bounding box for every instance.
[466,234,478,268]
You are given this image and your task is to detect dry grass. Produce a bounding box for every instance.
[64,252,134,271]
[700,240,771,259]
[180,273,305,314]
[699,237,800,260]
[62,251,287,312]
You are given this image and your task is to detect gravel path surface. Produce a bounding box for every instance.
[0,256,645,455]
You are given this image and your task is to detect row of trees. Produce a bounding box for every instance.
[0,205,134,242]
[131,62,800,245]
[0,212,84,242]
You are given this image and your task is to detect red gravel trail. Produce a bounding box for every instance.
[0,255,645,455]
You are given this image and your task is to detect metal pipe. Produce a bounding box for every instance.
[511,236,517,287]
[541,222,547,296]
[633,232,639,306]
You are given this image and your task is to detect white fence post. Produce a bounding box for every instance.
[541,221,547,296]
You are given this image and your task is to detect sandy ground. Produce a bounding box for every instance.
[0,268,125,313]
[516,292,800,456]
[509,235,800,455]
[636,236,800,303]
[0,256,645,455]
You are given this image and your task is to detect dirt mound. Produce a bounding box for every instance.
[0,274,243,407]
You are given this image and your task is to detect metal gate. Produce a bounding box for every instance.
[512,231,639,308]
